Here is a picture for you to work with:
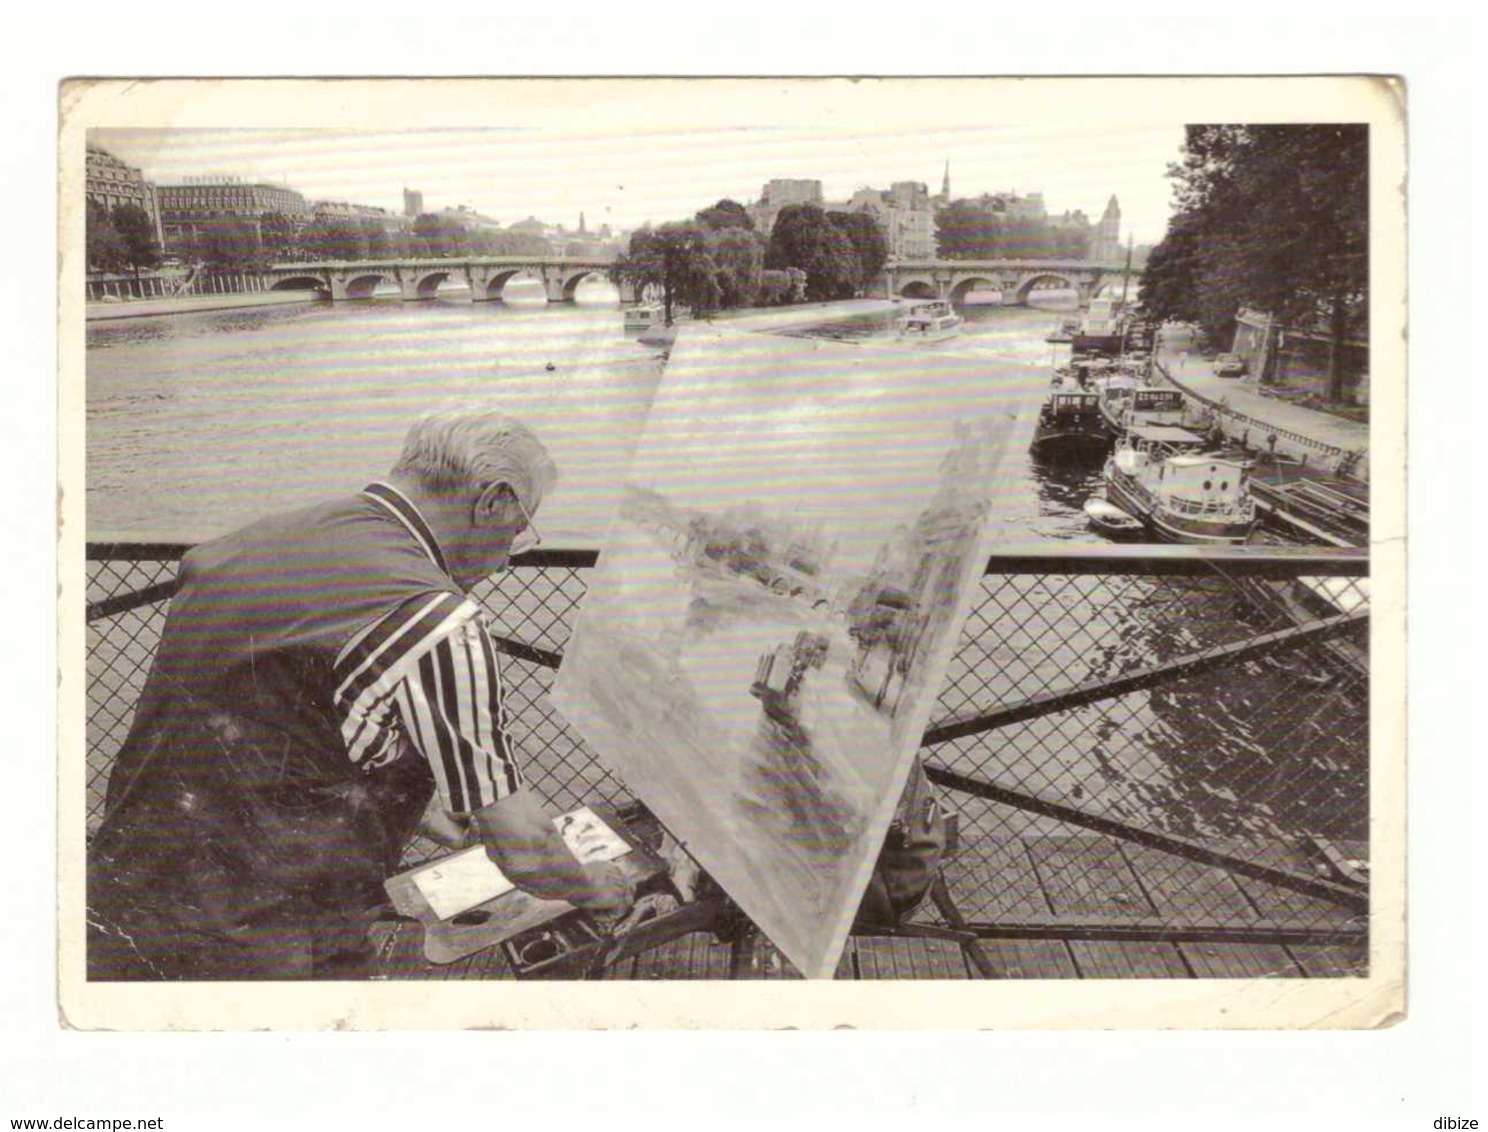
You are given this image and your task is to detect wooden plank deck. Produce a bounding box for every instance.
[1027,838,1193,978]
[367,831,1365,981]
[1122,844,1302,978]
[1226,841,1368,977]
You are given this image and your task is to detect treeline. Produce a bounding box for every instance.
[86,206,572,275]
[934,200,1091,260]
[610,199,888,322]
[1138,124,1367,402]
[196,212,561,268]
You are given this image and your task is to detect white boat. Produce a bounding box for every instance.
[1082,496,1145,539]
[622,304,665,334]
[895,299,962,342]
[1104,424,1257,545]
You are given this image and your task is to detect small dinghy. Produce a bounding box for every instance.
[1083,496,1145,539]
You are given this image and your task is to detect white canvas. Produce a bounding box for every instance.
[552,323,1034,977]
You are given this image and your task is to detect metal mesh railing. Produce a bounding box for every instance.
[84,542,1369,976]
[914,547,1368,974]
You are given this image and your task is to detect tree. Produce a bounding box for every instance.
[1137,213,1203,326]
[766,204,858,301]
[611,222,714,324]
[86,198,127,273]
[412,213,467,258]
[109,204,162,278]
[695,199,754,232]
[1150,124,1368,401]
[258,211,301,262]
[827,211,889,294]
[705,227,765,308]
[488,230,554,256]
[184,216,267,272]
[935,200,1004,259]
[302,217,366,261]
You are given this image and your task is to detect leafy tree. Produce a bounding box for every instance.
[766,204,858,301]
[488,230,554,256]
[86,198,127,273]
[706,227,765,308]
[109,204,162,277]
[258,211,301,262]
[360,218,392,259]
[611,222,714,324]
[184,216,267,272]
[302,217,367,261]
[936,200,999,259]
[1148,124,1368,401]
[827,211,889,294]
[412,213,467,257]
[695,199,754,232]
[1137,213,1202,326]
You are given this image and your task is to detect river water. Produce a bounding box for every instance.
[85,294,1366,845]
[86,297,1097,544]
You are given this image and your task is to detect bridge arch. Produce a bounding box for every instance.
[342,272,394,299]
[484,268,547,302]
[561,269,611,301]
[948,275,1002,304]
[1014,273,1077,303]
[895,275,938,299]
[269,274,329,294]
[408,269,460,299]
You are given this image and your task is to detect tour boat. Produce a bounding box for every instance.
[1029,389,1109,459]
[1082,496,1146,539]
[1103,424,1257,545]
[895,299,962,342]
[622,304,665,334]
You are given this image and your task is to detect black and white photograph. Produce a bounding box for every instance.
[58,76,1405,1029]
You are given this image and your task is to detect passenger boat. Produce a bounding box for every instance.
[1082,496,1145,539]
[1071,296,1125,356]
[1098,385,1188,437]
[895,299,962,342]
[622,304,665,334]
[1029,389,1109,459]
[1103,424,1257,545]
[1045,317,1080,345]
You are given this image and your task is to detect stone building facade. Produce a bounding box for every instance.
[85,143,163,245]
[156,178,310,253]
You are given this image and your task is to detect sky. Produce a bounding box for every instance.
[93,120,1187,246]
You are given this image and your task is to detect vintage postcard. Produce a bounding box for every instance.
[58,76,1406,1029]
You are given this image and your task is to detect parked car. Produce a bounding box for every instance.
[1214,352,1247,378]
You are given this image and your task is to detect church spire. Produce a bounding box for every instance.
[941,160,951,200]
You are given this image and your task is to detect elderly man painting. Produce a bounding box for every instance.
[88,408,634,980]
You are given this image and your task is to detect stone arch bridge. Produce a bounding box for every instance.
[262,257,636,303]
[882,259,1141,305]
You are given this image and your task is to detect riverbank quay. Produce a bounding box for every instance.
[85,290,321,322]
[1152,335,1370,482]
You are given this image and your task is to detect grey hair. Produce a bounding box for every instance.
[390,407,558,510]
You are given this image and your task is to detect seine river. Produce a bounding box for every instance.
[84,291,1364,845]
[85,294,1091,544]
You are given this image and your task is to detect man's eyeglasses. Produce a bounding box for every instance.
[509,492,541,556]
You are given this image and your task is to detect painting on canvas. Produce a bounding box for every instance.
[552,323,1031,977]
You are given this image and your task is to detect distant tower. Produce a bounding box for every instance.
[940,160,951,203]
[578,211,586,235]
[403,188,424,219]
[1094,195,1122,262]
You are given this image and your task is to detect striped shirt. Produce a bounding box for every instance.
[332,482,523,813]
